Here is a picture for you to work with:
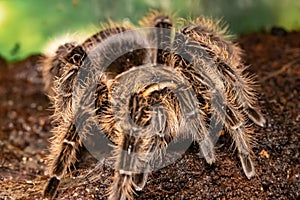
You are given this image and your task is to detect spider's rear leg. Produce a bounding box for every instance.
[206,64,257,177]
[177,19,266,127]
[215,61,266,127]
[231,126,256,179]
[154,15,173,64]
[214,89,255,179]
[204,56,260,176]
[171,39,223,164]
[140,11,173,65]
[174,21,265,178]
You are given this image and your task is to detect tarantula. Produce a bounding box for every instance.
[42,11,265,200]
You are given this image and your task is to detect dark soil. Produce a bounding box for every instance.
[0,30,299,200]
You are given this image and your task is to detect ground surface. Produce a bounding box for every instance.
[0,30,299,200]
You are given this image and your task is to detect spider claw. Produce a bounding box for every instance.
[43,176,60,200]
[109,172,136,200]
[239,153,255,179]
[247,107,266,127]
[133,172,149,191]
[200,138,216,164]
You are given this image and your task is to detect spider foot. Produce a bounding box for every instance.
[200,138,216,164]
[247,107,266,127]
[43,176,60,200]
[239,153,255,179]
[133,172,149,191]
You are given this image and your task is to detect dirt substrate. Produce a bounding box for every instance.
[0,30,299,200]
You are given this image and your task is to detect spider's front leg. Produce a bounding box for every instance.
[108,65,208,200]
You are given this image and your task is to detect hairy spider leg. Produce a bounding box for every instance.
[171,31,225,164]
[43,45,87,199]
[179,21,265,127]
[42,11,265,200]
[42,42,78,96]
[177,20,263,178]
[108,66,209,200]
[43,26,149,199]
[139,10,173,65]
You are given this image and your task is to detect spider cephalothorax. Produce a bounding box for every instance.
[42,10,265,200]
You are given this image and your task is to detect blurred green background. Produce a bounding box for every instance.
[0,0,300,62]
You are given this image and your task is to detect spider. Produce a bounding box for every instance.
[42,11,265,200]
